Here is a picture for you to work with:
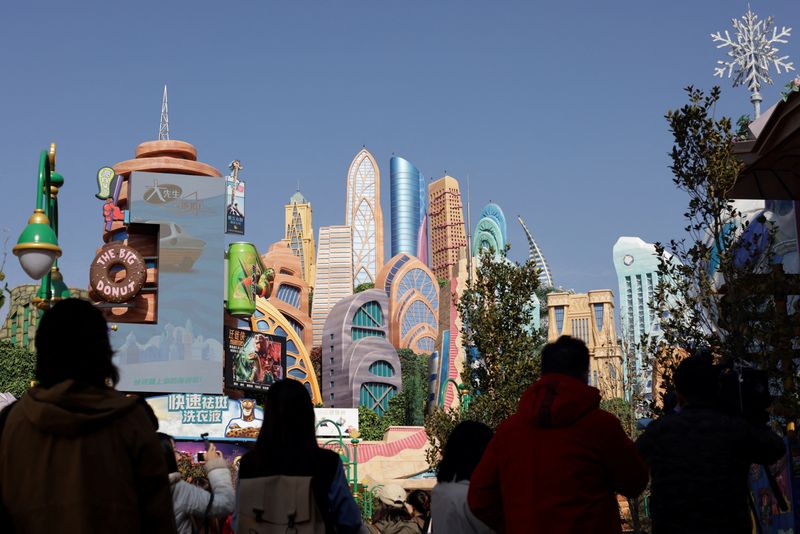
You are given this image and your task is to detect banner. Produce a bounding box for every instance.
[225,327,287,393]
[146,394,264,441]
[225,177,245,234]
[315,408,359,437]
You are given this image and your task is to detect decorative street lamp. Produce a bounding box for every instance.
[13,145,68,310]
[445,378,471,415]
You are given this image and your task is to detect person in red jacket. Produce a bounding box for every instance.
[467,335,648,534]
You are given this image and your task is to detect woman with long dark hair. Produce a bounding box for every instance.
[430,421,494,534]
[235,379,362,533]
[0,299,176,533]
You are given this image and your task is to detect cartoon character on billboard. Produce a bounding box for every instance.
[224,399,262,439]
[246,334,283,385]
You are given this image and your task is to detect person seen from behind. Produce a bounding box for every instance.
[430,421,494,534]
[468,335,649,534]
[158,433,235,534]
[406,490,431,533]
[235,379,362,533]
[636,355,785,534]
[0,298,176,533]
[368,484,421,534]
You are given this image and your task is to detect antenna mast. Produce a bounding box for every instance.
[159,85,170,140]
[466,175,473,283]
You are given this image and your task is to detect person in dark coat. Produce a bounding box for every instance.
[636,355,785,534]
[0,299,176,533]
[468,336,648,534]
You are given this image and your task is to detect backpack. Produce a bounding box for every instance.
[237,475,325,534]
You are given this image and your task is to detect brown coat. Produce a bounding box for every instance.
[0,380,177,533]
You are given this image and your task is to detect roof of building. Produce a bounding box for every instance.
[289,190,308,204]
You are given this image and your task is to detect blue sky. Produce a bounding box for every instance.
[1,0,798,317]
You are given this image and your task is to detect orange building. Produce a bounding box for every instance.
[375,254,439,354]
[260,241,313,351]
[428,176,467,281]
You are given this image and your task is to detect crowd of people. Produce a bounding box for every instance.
[0,299,788,533]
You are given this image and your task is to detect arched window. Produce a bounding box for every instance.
[369,360,395,377]
[352,301,385,341]
[276,284,301,308]
[360,382,397,416]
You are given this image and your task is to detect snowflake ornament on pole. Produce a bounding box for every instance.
[711,6,794,118]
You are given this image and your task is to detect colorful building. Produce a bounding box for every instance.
[472,202,507,257]
[428,175,467,281]
[312,225,354,347]
[261,241,313,351]
[249,297,322,404]
[390,156,424,258]
[375,254,439,354]
[283,190,316,287]
[546,290,623,399]
[0,284,89,351]
[346,148,384,287]
[518,215,554,288]
[322,289,401,415]
[612,236,662,398]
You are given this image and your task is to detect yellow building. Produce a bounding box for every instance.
[546,290,623,398]
[428,176,467,281]
[283,190,316,288]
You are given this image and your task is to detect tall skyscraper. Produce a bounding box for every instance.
[472,202,508,257]
[312,226,354,347]
[518,216,554,288]
[547,290,623,399]
[428,175,467,281]
[612,236,663,399]
[283,190,316,288]
[346,148,384,286]
[390,156,423,257]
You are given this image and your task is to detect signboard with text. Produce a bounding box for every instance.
[146,394,264,441]
[225,177,245,234]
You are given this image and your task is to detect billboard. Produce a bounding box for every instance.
[225,176,245,234]
[314,408,359,437]
[225,327,286,393]
[146,394,264,441]
[111,172,225,393]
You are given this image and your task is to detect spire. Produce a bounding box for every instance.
[159,85,169,141]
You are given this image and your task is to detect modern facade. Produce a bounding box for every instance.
[322,289,402,415]
[250,298,322,404]
[546,290,623,399]
[472,202,507,257]
[261,241,313,351]
[390,156,424,257]
[283,190,316,287]
[375,254,439,354]
[428,176,467,281]
[0,284,89,351]
[612,236,662,398]
[311,226,353,347]
[346,149,384,287]
[518,215,554,288]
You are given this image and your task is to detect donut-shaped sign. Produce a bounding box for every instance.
[90,243,146,303]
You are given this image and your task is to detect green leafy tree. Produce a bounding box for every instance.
[357,405,387,441]
[383,349,428,427]
[650,86,796,414]
[354,282,374,293]
[0,341,35,398]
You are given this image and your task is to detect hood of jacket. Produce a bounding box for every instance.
[518,373,601,428]
[19,379,154,436]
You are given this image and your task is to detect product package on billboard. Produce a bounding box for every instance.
[225,327,286,392]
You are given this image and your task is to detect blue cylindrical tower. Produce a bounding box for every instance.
[390,156,421,257]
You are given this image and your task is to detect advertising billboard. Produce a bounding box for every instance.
[225,176,245,234]
[225,327,287,393]
[110,171,224,393]
[146,394,264,441]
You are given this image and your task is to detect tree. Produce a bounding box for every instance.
[650,86,796,415]
[383,349,428,427]
[357,405,387,441]
[354,282,374,293]
[424,246,543,468]
[309,346,322,387]
[0,341,35,397]
[457,247,543,428]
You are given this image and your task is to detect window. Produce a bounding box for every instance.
[359,382,397,416]
[330,345,334,353]
[593,303,604,331]
[554,306,565,333]
[369,360,395,377]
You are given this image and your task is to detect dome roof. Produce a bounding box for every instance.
[290,190,308,204]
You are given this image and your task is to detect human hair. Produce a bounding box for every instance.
[541,336,590,380]
[191,476,211,492]
[35,298,119,388]
[156,432,180,473]
[437,421,494,483]
[406,490,430,516]
[372,503,412,524]
[255,379,317,455]
[674,355,717,405]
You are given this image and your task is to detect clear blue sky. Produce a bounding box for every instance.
[1,0,797,317]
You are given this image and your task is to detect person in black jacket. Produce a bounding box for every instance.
[636,356,785,534]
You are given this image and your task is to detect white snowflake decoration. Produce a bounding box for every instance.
[711,7,794,117]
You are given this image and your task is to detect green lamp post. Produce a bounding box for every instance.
[445,378,471,415]
[13,144,68,311]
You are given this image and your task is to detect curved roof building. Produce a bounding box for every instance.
[346,149,384,286]
[260,241,313,351]
[375,254,439,354]
[472,202,508,257]
[390,156,423,258]
[322,289,402,415]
